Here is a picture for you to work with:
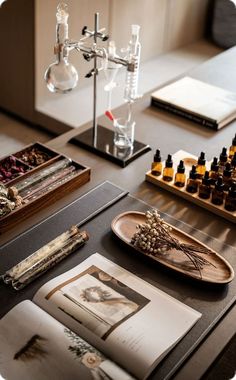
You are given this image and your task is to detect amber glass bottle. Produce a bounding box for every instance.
[209,157,219,186]
[225,182,236,212]
[229,133,236,160]
[223,162,233,191]
[198,171,211,199]
[231,152,236,180]
[151,149,162,176]
[174,160,186,187]
[196,152,206,179]
[211,176,224,205]
[218,147,228,174]
[186,165,198,193]
[162,154,174,182]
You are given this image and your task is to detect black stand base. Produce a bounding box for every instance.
[70,125,151,167]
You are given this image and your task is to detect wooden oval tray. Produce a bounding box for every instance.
[111,211,234,284]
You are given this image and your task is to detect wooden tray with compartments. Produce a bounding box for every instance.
[146,150,236,224]
[0,142,90,232]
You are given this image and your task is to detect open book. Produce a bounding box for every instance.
[0,253,201,380]
[151,76,236,130]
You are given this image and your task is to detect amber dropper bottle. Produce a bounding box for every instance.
[151,149,162,176]
[218,147,228,174]
[186,165,198,193]
[198,171,211,199]
[211,176,224,205]
[229,133,236,159]
[209,157,219,186]
[231,152,236,180]
[174,160,186,187]
[225,182,236,212]
[223,162,233,191]
[163,154,174,182]
[196,152,206,179]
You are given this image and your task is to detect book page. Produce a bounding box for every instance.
[0,300,134,380]
[33,253,201,380]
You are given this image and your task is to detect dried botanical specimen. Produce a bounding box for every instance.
[131,209,214,276]
[14,335,48,362]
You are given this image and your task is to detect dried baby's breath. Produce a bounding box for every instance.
[131,209,214,277]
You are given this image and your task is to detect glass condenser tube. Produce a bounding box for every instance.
[124,24,141,103]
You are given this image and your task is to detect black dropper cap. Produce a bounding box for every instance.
[165,154,173,168]
[154,149,161,162]
[177,160,185,173]
[202,171,211,186]
[198,152,206,165]
[228,182,236,197]
[223,162,232,178]
[215,176,224,191]
[210,157,219,172]
[189,165,197,179]
[219,147,228,163]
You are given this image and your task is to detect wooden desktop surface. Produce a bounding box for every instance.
[1,47,236,379]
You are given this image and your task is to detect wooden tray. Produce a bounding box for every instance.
[0,143,90,233]
[111,211,234,284]
[145,150,236,224]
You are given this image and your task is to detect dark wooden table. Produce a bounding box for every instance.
[1,46,236,379]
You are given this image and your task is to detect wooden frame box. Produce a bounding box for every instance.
[0,143,90,232]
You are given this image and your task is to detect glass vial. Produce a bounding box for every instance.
[225,182,236,212]
[162,154,174,182]
[151,149,162,176]
[209,157,219,186]
[229,133,236,160]
[223,162,233,191]
[218,147,228,174]
[196,152,206,179]
[198,171,211,199]
[186,165,199,193]
[174,160,186,187]
[211,176,224,205]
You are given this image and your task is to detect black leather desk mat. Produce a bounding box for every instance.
[0,181,128,314]
[1,181,236,379]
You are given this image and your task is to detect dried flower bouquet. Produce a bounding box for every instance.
[131,209,214,277]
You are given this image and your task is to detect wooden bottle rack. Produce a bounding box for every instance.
[146,150,236,224]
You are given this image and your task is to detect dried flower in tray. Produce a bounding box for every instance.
[131,209,214,277]
[0,182,24,217]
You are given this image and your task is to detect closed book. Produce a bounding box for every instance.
[151,76,236,130]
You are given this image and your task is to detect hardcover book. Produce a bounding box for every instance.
[0,253,201,380]
[151,76,236,130]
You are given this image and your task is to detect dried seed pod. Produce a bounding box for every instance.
[8,186,18,200]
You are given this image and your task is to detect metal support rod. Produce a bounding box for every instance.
[93,12,99,147]
[56,12,132,147]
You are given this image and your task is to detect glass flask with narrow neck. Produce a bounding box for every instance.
[44,3,78,93]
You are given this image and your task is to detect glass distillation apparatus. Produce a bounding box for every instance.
[45,3,150,166]
[104,25,142,150]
